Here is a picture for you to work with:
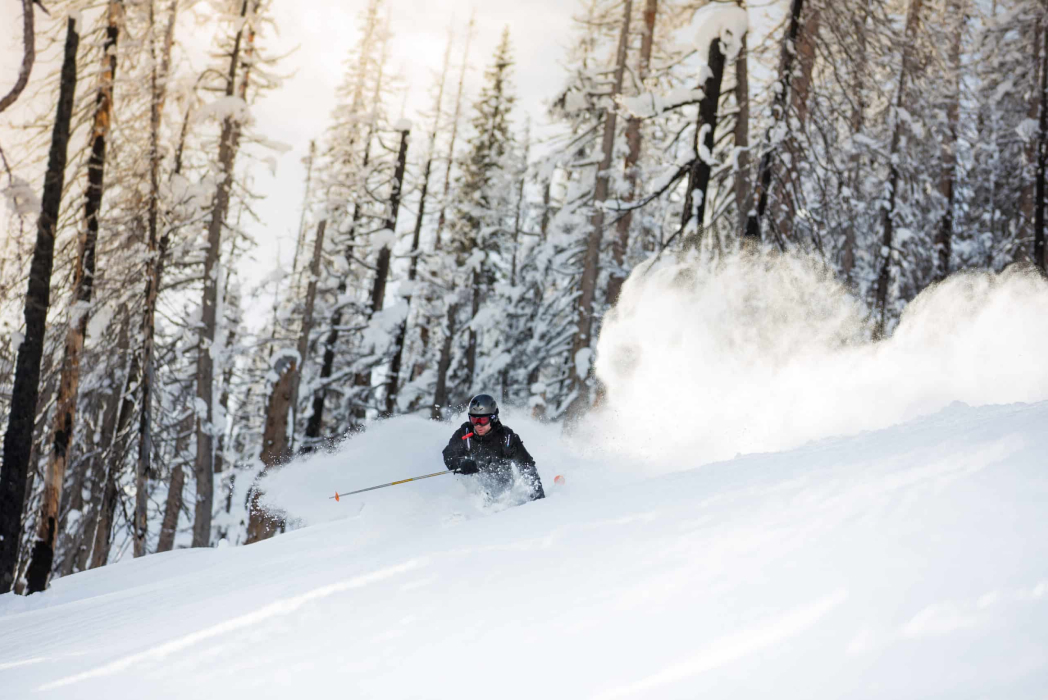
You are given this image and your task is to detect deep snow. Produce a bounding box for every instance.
[1,399,1046,699]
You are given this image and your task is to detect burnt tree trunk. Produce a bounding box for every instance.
[1035,11,1048,273]
[935,0,964,281]
[289,218,326,449]
[734,31,751,238]
[245,359,294,544]
[681,38,728,249]
[26,1,122,595]
[875,0,924,336]
[135,0,179,558]
[353,127,409,416]
[156,411,194,552]
[608,0,658,307]
[744,0,805,246]
[0,18,79,594]
[565,0,632,423]
[193,0,252,548]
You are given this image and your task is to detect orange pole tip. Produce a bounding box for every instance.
[335,492,340,502]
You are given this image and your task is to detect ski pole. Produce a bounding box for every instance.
[330,470,452,501]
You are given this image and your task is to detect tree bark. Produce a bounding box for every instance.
[156,411,194,552]
[289,218,326,447]
[681,38,728,249]
[875,0,924,336]
[245,359,294,544]
[132,0,179,559]
[0,18,79,594]
[935,0,964,281]
[1036,9,1048,273]
[565,0,632,423]
[744,0,805,245]
[356,127,409,414]
[0,0,35,115]
[1020,14,1042,261]
[608,0,658,307]
[26,2,122,594]
[734,32,751,238]
[431,302,458,419]
[193,0,252,548]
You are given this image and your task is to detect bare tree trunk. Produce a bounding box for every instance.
[396,33,454,406]
[291,140,316,277]
[355,127,409,413]
[935,0,964,281]
[0,0,35,115]
[26,2,122,594]
[1020,14,1043,261]
[245,360,294,544]
[0,18,79,594]
[289,219,326,447]
[608,0,658,307]
[132,0,179,559]
[1036,11,1048,273]
[774,6,820,244]
[193,0,252,548]
[734,32,751,238]
[89,349,140,570]
[434,15,475,251]
[744,0,806,246]
[565,0,632,423]
[843,1,871,281]
[681,38,728,249]
[431,302,458,419]
[875,0,924,336]
[156,412,192,552]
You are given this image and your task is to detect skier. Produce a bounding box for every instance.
[442,394,545,501]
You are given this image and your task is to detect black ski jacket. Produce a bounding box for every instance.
[442,421,545,500]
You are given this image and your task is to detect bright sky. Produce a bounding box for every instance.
[0,0,574,313]
[1,0,785,329]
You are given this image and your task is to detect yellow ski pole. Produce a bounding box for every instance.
[330,470,452,501]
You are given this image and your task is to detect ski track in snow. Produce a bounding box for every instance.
[1,401,1047,698]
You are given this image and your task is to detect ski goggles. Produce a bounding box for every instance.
[469,414,494,426]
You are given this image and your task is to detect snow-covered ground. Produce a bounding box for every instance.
[2,398,1046,698]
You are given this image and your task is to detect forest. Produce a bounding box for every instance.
[0,0,1045,596]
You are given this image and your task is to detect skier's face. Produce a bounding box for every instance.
[470,414,494,436]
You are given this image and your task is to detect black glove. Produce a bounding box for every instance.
[453,457,478,475]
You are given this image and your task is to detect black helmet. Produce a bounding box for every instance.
[468,394,499,419]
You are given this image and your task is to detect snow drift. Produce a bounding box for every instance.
[2,400,1046,698]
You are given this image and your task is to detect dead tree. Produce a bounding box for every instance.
[935,0,964,281]
[607,0,658,307]
[193,0,252,548]
[681,36,728,249]
[744,0,806,246]
[0,0,35,114]
[134,0,180,558]
[288,218,326,449]
[245,357,294,544]
[1036,11,1048,272]
[387,44,452,415]
[25,0,123,594]
[354,126,409,414]
[734,29,751,237]
[565,0,632,423]
[0,18,79,595]
[874,0,925,336]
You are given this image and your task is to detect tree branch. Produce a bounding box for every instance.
[0,0,36,115]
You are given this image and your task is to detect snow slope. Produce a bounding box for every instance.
[2,400,1046,699]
